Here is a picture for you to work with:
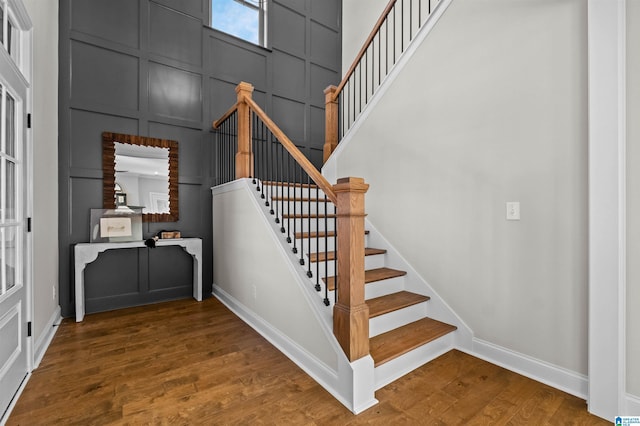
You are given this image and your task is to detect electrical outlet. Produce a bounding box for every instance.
[53,285,56,301]
[252,285,257,299]
[506,202,520,220]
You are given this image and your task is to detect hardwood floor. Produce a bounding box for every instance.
[8,298,607,425]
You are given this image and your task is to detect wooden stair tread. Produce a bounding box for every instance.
[367,291,430,318]
[323,267,406,291]
[295,230,369,239]
[309,248,386,263]
[370,317,457,367]
[281,213,337,219]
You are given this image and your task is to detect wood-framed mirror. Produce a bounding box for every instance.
[102,132,179,222]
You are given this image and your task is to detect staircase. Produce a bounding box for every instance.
[213,61,466,410]
[262,181,457,382]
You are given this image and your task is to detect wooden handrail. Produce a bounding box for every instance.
[212,100,241,129]
[333,0,398,100]
[242,95,338,205]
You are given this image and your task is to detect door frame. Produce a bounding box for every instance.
[0,0,32,421]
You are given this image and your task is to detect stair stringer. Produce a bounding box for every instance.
[363,218,474,389]
[211,179,378,414]
[322,0,454,183]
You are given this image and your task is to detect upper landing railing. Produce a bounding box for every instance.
[323,0,443,162]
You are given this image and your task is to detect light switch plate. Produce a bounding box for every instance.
[506,202,520,220]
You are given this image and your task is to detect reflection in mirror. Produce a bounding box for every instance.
[115,143,170,214]
[103,132,179,222]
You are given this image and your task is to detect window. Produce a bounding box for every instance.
[211,0,266,46]
[0,85,20,295]
[0,1,20,61]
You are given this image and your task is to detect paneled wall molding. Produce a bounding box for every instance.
[151,0,205,20]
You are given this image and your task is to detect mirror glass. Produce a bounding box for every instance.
[103,132,179,222]
[115,143,170,214]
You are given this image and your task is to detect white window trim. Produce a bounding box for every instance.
[211,0,267,47]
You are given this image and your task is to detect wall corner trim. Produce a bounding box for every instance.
[587,0,627,419]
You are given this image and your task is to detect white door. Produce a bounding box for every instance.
[0,0,31,419]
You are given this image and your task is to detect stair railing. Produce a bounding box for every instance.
[213,82,370,362]
[324,0,442,162]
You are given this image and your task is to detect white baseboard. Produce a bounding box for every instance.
[466,338,588,400]
[1,307,61,425]
[625,393,640,415]
[0,371,31,426]
[33,306,62,368]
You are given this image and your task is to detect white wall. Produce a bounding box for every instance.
[23,0,60,352]
[626,0,640,399]
[212,183,338,370]
[336,0,588,374]
[341,0,388,75]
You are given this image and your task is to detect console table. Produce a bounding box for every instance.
[74,238,202,322]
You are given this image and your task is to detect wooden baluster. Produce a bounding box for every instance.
[333,177,369,361]
[236,81,254,179]
[323,85,339,164]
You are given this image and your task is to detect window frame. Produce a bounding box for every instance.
[1,3,17,61]
[210,0,268,47]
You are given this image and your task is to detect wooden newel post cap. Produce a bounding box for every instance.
[324,85,338,103]
[236,82,254,98]
[334,177,369,193]
[324,85,338,95]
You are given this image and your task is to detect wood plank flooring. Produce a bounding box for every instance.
[7,298,607,425]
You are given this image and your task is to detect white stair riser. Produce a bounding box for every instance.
[369,302,429,338]
[374,333,455,390]
[364,276,405,299]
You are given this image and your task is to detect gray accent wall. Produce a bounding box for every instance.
[59,0,342,318]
